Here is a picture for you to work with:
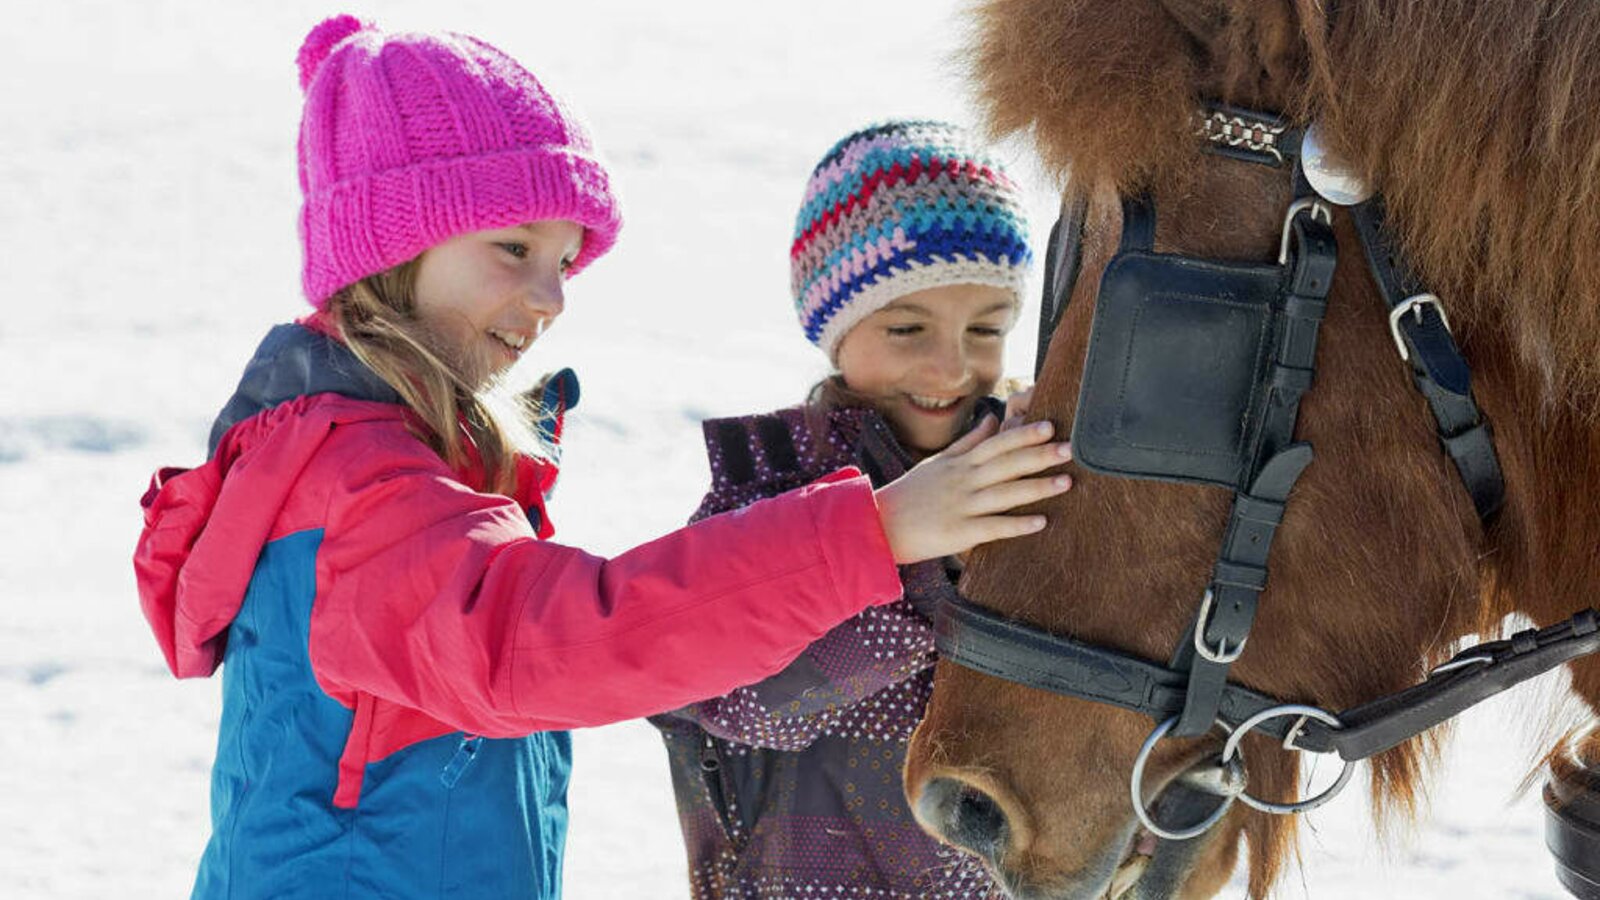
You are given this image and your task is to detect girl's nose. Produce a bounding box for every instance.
[926,341,970,387]
[525,280,566,321]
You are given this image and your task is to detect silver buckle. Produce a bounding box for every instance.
[1278,198,1333,264]
[1194,589,1246,664]
[1387,293,1452,362]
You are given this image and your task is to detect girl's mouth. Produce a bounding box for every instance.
[905,393,966,418]
[488,328,530,362]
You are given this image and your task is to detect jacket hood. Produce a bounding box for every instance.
[135,324,411,678]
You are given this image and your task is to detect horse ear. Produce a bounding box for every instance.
[1157,0,1230,50]
[1157,0,1311,106]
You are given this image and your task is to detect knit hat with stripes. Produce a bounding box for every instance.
[790,121,1032,357]
[295,14,622,306]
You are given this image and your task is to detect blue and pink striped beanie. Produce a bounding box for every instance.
[791,121,1033,357]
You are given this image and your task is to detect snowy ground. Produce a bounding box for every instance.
[0,1,1571,897]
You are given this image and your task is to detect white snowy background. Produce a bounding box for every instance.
[0,1,1570,897]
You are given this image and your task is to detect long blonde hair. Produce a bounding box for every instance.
[326,260,528,496]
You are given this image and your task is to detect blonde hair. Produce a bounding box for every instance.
[327,260,533,496]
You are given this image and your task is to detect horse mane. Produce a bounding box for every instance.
[968,0,1600,410]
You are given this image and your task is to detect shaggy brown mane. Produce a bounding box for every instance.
[968,0,1600,409]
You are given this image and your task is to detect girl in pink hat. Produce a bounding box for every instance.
[132,16,1070,900]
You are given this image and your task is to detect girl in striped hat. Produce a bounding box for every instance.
[655,120,1054,899]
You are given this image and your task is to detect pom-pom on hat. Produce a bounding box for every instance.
[791,120,1033,358]
[295,15,622,306]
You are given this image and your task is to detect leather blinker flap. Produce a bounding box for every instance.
[1071,249,1284,488]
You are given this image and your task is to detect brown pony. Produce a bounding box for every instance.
[903,1,1600,897]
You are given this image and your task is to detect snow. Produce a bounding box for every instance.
[0,1,1568,897]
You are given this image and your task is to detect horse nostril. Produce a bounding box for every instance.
[917,777,1010,860]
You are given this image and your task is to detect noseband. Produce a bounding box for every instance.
[935,103,1600,838]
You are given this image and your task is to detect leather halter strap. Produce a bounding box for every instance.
[1034,192,1088,379]
[1164,181,1335,737]
[1349,199,1505,519]
[937,599,1600,762]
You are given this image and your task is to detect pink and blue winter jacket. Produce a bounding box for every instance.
[133,322,903,899]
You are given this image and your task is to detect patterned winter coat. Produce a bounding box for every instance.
[653,402,1003,899]
[133,321,904,900]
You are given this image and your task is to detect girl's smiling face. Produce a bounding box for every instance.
[412,219,584,389]
[834,283,1018,455]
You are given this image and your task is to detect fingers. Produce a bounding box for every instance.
[967,472,1074,516]
[959,513,1049,547]
[965,438,1074,490]
[959,418,1058,466]
[943,412,999,457]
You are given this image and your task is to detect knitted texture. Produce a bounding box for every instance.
[295,14,622,306]
[791,121,1033,356]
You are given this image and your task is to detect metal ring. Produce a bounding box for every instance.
[1130,717,1239,841]
[1194,589,1246,665]
[1221,704,1356,815]
[1278,198,1334,264]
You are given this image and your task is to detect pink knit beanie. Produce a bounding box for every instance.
[295,15,622,306]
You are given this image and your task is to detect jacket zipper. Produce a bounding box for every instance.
[699,734,745,849]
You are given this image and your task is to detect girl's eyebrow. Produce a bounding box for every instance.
[880,301,1017,316]
[879,302,932,315]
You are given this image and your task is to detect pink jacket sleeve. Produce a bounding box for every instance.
[307,421,903,736]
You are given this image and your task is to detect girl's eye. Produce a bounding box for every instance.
[886,325,923,337]
[498,242,529,260]
[969,326,1006,338]
[559,257,576,275]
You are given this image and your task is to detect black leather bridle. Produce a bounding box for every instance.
[935,103,1600,834]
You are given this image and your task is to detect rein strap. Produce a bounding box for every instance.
[937,598,1600,763]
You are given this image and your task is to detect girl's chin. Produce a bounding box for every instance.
[890,418,962,455]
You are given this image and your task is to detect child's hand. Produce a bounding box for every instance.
[874,416,1072,564]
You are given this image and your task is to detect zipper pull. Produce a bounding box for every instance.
[439,735,483,788]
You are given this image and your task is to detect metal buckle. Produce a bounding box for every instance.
[1278,198,1334,264]
[1130,717,1240,841]
[1221,704,1356,815]
[1194,589,1246,664]
[1387,293,1452,362]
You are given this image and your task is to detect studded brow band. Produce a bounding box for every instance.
[1192,108,1290,163]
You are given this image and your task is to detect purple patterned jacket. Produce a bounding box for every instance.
[652,402,1003,899]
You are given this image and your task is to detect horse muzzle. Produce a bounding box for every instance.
[914,761,1240,900]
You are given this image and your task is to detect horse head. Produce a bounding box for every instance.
[904,1,1600,897]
